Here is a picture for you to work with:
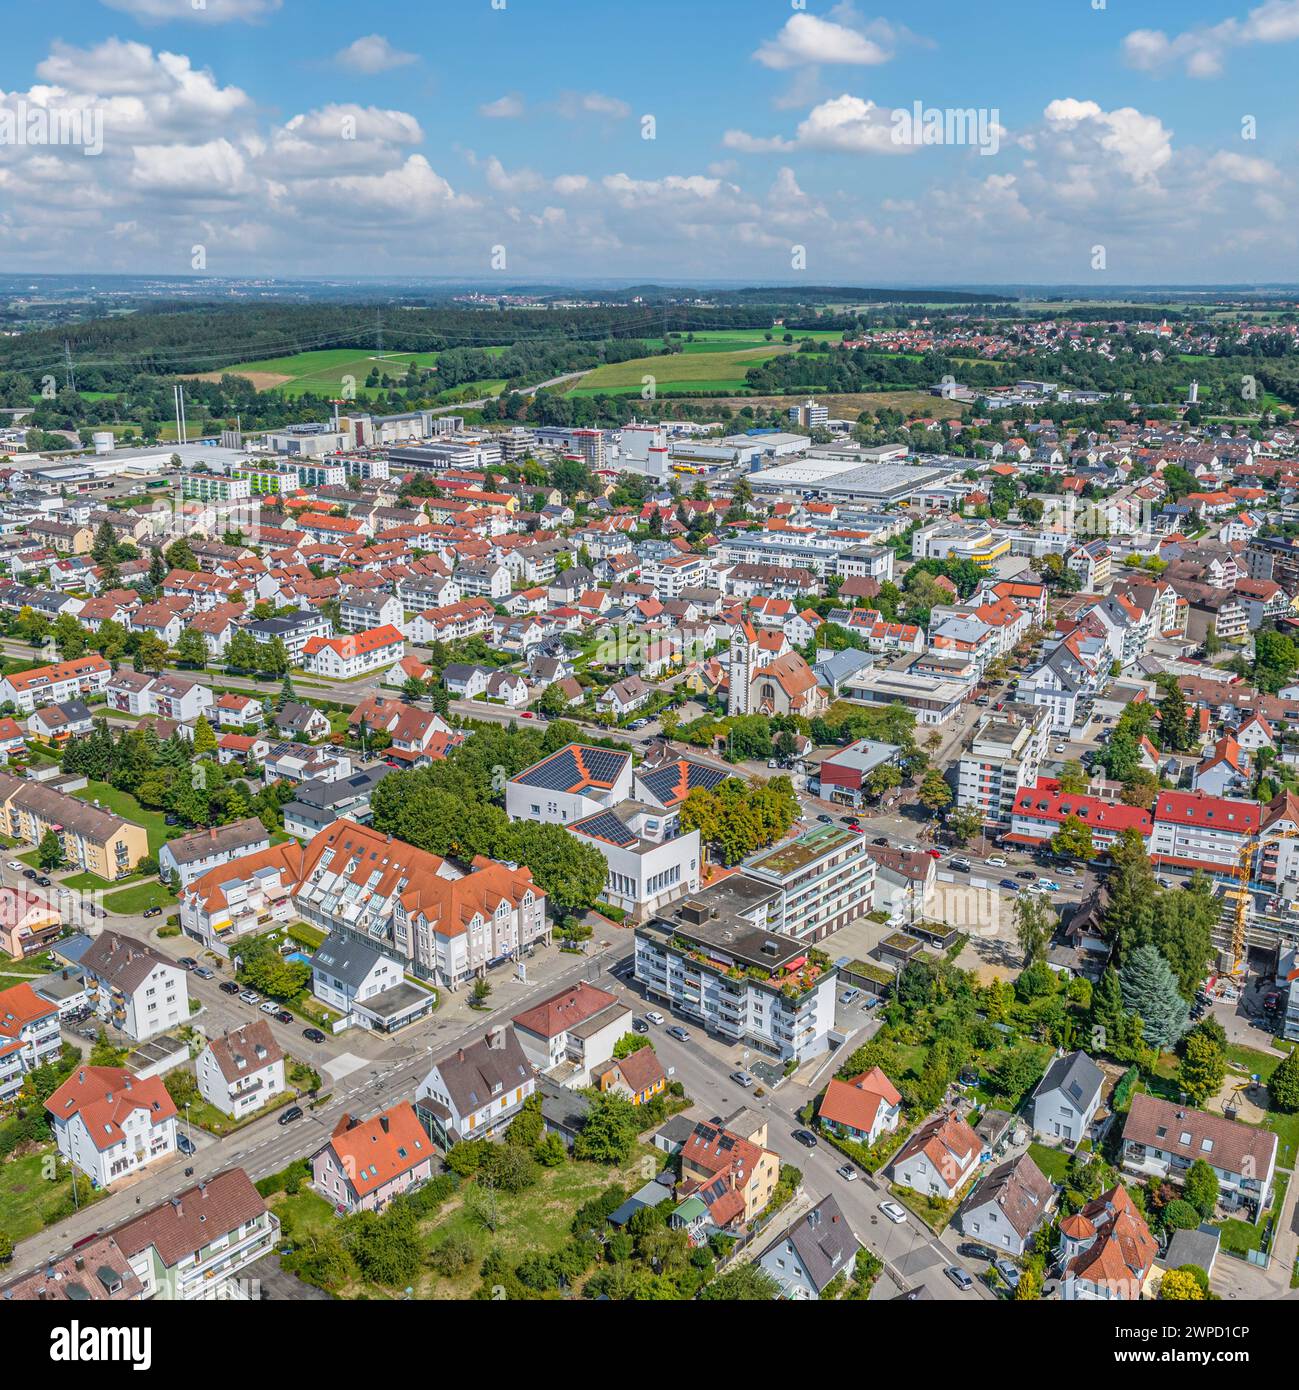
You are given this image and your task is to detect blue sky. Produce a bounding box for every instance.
[1,0,1297,282]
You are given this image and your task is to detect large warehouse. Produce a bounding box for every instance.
[747,453,960,503]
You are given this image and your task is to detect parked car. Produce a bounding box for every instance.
[986,856,1007,867]
[178,957,198,970]
[277,1106,303,1126]
[836,1163,859,1182]
[302,1027,327,1044]
[259,1001,279,1016]
[194,967,214,980]
[926,848,942,859]
[239,990,260,1005]
[219,981,240,995]
[1016,870,1037,881]
[995,1258,1021,1289]
[645,1011,665,1026]
[840,988,861,1006]
[957,1242,995,1262]
[176,1132,196,1156]
[792,1129,819,1149]
[730,1070,756,1088]
[872,836,889,846]
[143,907,163,919]
[666,1025,690,1042]
[945,1265,974,1291]
[21,869,37,881]
[36,876,51,887]
[879,1200,907,1224]
[632,1018,649,1034]
[275,1009,293,1025]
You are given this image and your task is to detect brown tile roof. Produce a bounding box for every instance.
[320,1103,430,1198]
[819,1066,901,1135]
[1122,1092,1277,1178]
[112,1168,268,1268]
[79,931,177,993]
[206,1020,283,1085]
[513,981,618,1040]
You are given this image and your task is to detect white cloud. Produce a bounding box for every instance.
[754,13,894,68]
[479,94,524,119]
[100,0,281,22]
[335,35,419,76]
[552,173,591,195]
[555,91,631,120]
[726,94,906,156]
[1042,98,1172,183]
[130,138,253,194]
[483,156,544,196]
[1123,0,1299,77]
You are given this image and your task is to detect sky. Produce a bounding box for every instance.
[1,0,1297,284]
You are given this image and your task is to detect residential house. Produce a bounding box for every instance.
[595,1046,667,1105]
[158,818,271,890]
[80,931,190,1042]
[1030,1050,1106,1145]
[678,1118,780,1229]
[817,1066,902,1145]
[889,1111,982,1199]
[45,1066,178,1188]
[414,1025,535,1147]
[757,1195,860,1300]
[1059,1186,1158,1301]
[312,1104,434,1214]
[309,930,435,1034]
[512,981,630,1086]
[196,1021,286,1120]
[0,980,61,1100]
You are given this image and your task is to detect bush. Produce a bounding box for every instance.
[430,1233,476,1277]
[255,1157,311,1198]
[1163,1199,1201,1231]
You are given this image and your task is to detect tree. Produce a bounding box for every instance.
[1050,814,1097,862]
[1183,1158,1220,1219]
[133,633,170,674]
[1104,829,1160,960]
[37,829,64,872]
[164,538,199,573]
[1163,1199,1201,1231]
[1159,685,1191,752]
[948,807,984,846]
[174,630,208,670]
[1268,1046,1299,1113]
[1058,759,1088,794]
[700,1263,779,1301]
[1014,892,1055,967]
[470,977,492,1007]
[192,715,218,756]
[91,521,118,566]
[402,676,427,702]
[1120,944,1189,1050]
[1159,1267,1207,1300]
[572,1093,640,1165]
[1178,1025,1227,1107]
[866,764,903,800]
[497,821,608,915]
[917,769,952,814]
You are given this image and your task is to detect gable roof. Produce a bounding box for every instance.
[320,1103,430,1198]
[959,1152,1054,1240]
[760,1194,859,1292]
[1032,1050,1105,1113]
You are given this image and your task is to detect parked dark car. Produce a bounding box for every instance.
[176,1132,196,1156]
[277,1106,304,1126]
[275,1009,293,1025]
[957,1242,996,1262]
[21,869,37,881]
[817,814,833,824]
[792,1129,819,1149]
[219,981,241,994]
[143,907,163,919]
[302,1027,327,1044]
[36,876,51,887]
[872,836,889,846]
[177,957,198,970]
[632,1018,649,1034]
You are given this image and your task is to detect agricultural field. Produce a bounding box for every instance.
[568,343,794,396]
[184,347,504,397]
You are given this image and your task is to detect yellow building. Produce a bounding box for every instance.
[0,772,149,880]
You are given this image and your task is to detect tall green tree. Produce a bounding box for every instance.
[1120,944,1189,1050]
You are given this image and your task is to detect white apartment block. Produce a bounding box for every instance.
[957,702,1051,825]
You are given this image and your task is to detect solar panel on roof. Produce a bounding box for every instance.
[518,746,581,791]
[581,747,627,786]
[573,810,636,847]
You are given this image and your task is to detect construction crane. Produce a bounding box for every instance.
[1232,827,1299,974]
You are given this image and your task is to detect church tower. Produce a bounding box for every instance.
[728,620,758,717]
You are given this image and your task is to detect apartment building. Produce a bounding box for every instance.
[247,610,331,663]
[179,843,304,956]
[570,806,701,921]
[80,931,190,1042]
[1149,790,1261,874]
[635,899,838,1063]
[956,703,1051,826]
[0,653,111,712]
[0,771,148,880]
[309,930,435,1034]
[338,589,404,635]
[505,743,635,825]
[197,1021,286,1120]
[1007,785,1153,855]
[46,1066,178,1188]
[415,1025,536,1147]
[742,824,876,943]
[301,625,405,679]
[312,1104,435,1215]
[0,980,62,1101]
[158,818,271,890]
[107,1169,279,1300]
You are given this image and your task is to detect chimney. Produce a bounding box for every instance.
[379,1114,390,1134]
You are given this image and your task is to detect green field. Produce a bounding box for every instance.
[72,780,182,857]
[569,343,793,396]
[185,347,508,398]
[104,881,176,915]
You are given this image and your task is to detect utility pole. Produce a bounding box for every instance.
[63,340,76,392]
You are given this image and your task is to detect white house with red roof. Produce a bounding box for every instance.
[302,624,405,679]
[1149,790,1260,874]
[512,981,630,1083]
[818,1066,902,1145]
[46,1066,178,1188]
[0,981,61,1101]
[889,1111,983,1199]
[1007,782,1153,853]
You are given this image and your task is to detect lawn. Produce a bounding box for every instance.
[72,781,181,856]
[183,348,480,398]
[0,1149,103,1243]
[104,881,176,914]
[1027,1142,1073,1185]
[1216,1216,1267,1256]
[184,1085,297,1137]
[567,344,793,396]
